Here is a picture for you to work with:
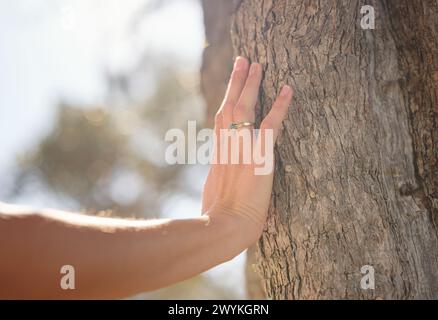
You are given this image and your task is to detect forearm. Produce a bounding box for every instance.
[0,56,291,300]
[0,205,256,299]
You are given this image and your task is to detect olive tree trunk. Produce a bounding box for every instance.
[230,0,438,299]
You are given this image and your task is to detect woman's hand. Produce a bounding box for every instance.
[0,56,293,299]
[202,56,294,242]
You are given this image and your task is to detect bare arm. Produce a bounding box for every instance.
[0,57,293,299]
[0,203,252,299]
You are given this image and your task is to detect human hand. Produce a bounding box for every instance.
[202,56,293,242]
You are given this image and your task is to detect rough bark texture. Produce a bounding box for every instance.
[231,0,438,299]
[245,244,266,299]
[384,1,438,230]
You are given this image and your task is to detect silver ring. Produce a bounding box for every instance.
[229,121,254,129]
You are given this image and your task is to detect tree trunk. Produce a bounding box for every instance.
[230,0,438,299]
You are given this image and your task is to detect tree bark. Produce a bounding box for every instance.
[231,0,438,299]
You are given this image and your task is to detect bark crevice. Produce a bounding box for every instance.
[231,0,438,299]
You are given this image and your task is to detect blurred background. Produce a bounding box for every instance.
[0,0,246,299]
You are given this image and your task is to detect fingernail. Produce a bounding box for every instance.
[249,62,260,75]
[234,56,246,70]
[280,85,292,97]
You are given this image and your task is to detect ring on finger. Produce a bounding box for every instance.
[229,121,255,129]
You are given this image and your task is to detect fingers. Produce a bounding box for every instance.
[212,111,223,164]
[218,57,250,128]
[214,59,293,171]
[233,62,263,123]
[260,85,293,142]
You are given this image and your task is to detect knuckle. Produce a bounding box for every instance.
[274,95,287,106]
[224,101,235,110]
[231,69,245,81]
[260,119,273,130]
[234,102,246,112]
[247,72,258,82]
[247,70,261,83]
[214,112,223,125]
[222,101,234,112]
[233,107,247,120]
[277,93,292,106]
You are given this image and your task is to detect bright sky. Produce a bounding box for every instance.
[0,0,204,170]
[0,0,246,298]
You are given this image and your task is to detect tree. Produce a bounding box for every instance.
[202,0,438,299]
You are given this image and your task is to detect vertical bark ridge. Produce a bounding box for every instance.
[231,0,438,299]
[383,0,438,232]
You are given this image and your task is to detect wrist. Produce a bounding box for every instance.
[206,203,265,248]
